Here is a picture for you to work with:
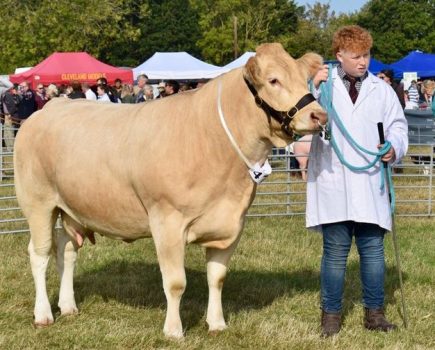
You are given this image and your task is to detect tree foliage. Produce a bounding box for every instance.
[191,0,301,65]
[285,3,357,60]
[0,0,434,74]
[356,0,435,63]
[0,0,141,73]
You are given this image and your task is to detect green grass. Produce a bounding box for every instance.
[1,216,434,349]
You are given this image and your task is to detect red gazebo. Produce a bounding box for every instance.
[10,52,133,89]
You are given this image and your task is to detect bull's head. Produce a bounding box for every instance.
[243,43,327,145]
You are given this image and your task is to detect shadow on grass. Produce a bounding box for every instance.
[73,261,320,330]
[72,259,406,331]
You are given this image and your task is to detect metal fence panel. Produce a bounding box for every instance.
[1,123,433,234]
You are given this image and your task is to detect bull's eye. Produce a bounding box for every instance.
[269,78,278,85]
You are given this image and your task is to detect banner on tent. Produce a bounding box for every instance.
[61,73,106,81]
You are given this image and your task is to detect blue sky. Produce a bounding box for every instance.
[296,0,369,14]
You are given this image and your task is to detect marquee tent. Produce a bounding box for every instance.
[390,50,435,78]
[9,52,133,89]
[220,52,255,73]
[133,52,222,80]
[368,58,403,79]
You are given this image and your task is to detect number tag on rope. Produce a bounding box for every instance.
[249,160,272,184]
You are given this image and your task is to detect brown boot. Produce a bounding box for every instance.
[321,309,342,337]
[364,308,397,332]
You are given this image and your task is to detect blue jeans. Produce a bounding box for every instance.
[321,221,386,313]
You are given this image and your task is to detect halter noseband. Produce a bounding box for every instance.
[243,77,316,137]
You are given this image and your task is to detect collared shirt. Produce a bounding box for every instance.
[337,65,368,93]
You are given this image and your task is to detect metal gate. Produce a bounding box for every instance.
[1,125,434,235]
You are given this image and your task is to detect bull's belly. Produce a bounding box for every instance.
[58,199,151,241]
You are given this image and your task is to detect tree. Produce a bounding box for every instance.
[0,0,141,73]
[357,0,435,63]
[130,0,202,63]
[285,3,357,60]
[191,0,300,65]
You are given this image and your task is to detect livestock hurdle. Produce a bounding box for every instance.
[0,125,434,235]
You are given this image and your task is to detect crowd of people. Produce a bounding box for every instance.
[376,69,434,111]
[0,75,206,150]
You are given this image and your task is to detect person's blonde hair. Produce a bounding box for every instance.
[120,83,133,98]
[333,25,373,55]
[422,80,435,95]
[46,84,59,99]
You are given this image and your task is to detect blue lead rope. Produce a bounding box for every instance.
[313,64,396,213]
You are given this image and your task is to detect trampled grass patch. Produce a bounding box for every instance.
[0,216,434,349]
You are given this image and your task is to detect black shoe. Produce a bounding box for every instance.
[321,309,341,337]
[364,308,397,332]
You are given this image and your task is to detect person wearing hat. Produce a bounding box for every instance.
[1,82,20,151]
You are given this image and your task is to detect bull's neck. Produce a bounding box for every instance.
[211,70,275,166]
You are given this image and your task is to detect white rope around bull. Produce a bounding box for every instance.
[216,80,272,184]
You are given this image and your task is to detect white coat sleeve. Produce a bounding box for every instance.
[384,92,408,164]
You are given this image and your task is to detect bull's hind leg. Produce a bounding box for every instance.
[206,236,241,334]
[27,208,59,327]
[151,214,186,339]
[55,228,79,316]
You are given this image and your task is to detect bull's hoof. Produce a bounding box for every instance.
[208,330,221,337]
[33,318,54,329]
[163,329,184,340]
[60,305,79,316]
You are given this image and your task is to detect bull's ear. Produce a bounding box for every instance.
[297,52,323,80]
[243,56,261,85]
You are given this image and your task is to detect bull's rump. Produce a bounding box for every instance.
[14,97,254,243]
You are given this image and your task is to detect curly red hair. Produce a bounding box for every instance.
[332,25,373,55]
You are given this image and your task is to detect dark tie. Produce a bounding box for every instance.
[345,75,358,104]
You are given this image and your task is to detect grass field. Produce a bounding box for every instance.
[1,216,434,349]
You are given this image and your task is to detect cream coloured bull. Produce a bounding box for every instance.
[14,43,326,338]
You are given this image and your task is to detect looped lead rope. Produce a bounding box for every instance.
[314,64,396,212]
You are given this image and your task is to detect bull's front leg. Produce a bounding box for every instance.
[56,230,79,316]
[205,236,240,334]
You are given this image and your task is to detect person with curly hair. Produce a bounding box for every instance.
[308,25,408,337]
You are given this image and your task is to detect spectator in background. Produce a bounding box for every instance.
[96,84,111,102]
[292,134,313,181]
[82,82,97,101]
[406,80,419,109]
[114,78,122,99]
[164,80,179,96]
[156,82,166,99]
[1,84,20,151]
[58,84,68,97]
[134,74,149,103]
[17,81,37,123]
[179,83,193,92]
[378,69,405,109]
[144,84,154,101]
[419,80,434,108]
[97,77,119,103]
[68,81,86,99]
[34,84,48,110]
[46,84,59,100]
[120,84,135,103]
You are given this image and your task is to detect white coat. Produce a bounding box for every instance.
[306,68,408,231]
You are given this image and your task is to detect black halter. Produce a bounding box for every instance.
[243,77,316,137]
